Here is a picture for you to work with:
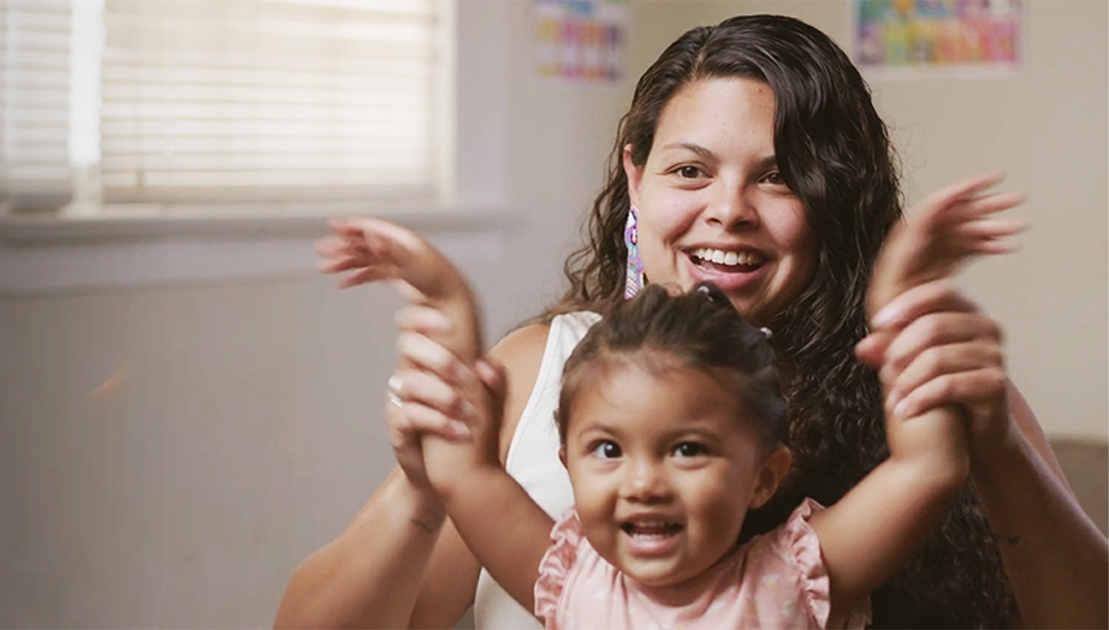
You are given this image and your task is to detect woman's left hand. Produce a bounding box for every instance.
[855,278,1010,447]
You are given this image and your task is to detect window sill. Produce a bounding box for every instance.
[0,205,522,294]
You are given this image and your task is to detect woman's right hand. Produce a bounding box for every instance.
[387,305,505,490]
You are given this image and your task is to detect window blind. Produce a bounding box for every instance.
[0,0,74,211]
[100,0,448,206]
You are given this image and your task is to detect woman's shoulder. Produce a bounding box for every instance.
[488,312,601,461]
[488,311,601,370]
[489,322,552,462]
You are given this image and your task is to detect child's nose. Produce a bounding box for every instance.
[620,459,671,502]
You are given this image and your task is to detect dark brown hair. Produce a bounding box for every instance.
[548,14,1015,628]
[557,283,786,450]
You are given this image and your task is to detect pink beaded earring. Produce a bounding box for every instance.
[624,206,644,299]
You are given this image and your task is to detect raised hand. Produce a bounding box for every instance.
[857,173,1024,449]
[866,173,1025,318]
[317,216,483,362]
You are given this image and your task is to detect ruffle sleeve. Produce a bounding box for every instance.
[533,509,584,626]
[782,498,872,629]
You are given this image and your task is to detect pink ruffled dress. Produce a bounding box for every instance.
[533,498,870,630]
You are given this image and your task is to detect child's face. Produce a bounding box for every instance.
[561,359,779,589]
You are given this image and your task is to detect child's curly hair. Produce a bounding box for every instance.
[556,282,788,453]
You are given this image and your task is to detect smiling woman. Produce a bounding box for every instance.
[624,78,817,327]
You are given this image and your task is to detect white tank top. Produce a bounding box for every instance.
[472,311,600,629]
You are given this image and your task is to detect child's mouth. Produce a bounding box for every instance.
[622,521,682,537]
[621,520,683,556]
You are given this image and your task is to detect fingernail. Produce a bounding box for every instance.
[424,311,453,333]
[886,388,900,409]
[459,400,474,419]
[452,363,471,384]
[449,420,471,438]
[893,398,911,419]
[871,304,902,329]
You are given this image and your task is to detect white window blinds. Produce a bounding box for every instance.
[0,0,74,210]
[100,0,449,206]
[1,0,451,213]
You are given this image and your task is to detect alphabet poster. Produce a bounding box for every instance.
[853,0,1022,78]
[532,0,629,86]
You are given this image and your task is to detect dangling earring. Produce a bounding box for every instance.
[624,206,644,299]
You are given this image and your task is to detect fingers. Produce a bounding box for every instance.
[387,368,473,439]
[870,279,977,330]
[915,172,1006,221]
[398,368,474,421]
[398,330,467,382]
[884,338,1003,410]
[881,310,1002,379]
[475,358,507,413]
[887,366,1007,421]
[316,217,414,287]
[398,399,473,440]
[396,305,454,337]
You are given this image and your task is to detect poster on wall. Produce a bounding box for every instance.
[532,0,629,86]
[852,0,1022,79]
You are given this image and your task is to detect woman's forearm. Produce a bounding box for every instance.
[273,467,446,629]
[971,403,1108,629]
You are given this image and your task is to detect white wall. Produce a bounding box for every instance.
[0,1,1104,627]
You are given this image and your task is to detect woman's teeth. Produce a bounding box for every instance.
[691,247,761,267]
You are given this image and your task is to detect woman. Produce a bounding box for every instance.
[276,14,1107,629]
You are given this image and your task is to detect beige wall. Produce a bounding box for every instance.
[626,0,1108,440]
[0,1,1104,627]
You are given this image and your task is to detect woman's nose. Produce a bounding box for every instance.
[620,459,670,502]
[705,184,759,230]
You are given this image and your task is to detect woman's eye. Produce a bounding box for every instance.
[673,442,706,458]
[591,441,622,459]
[763,170,786,186]
[675,165,702,179]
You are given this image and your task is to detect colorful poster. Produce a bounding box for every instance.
[533,0,629,86]
[853,0,1021,78]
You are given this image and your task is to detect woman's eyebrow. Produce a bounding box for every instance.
[659,142,717,162]
[659,143,779,171]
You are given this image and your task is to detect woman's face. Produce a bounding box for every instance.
[624,77,816,326]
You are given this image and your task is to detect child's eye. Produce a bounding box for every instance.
[590,440,622,459]
[673,442,706,458]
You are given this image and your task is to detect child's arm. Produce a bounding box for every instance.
[417,359,556,614]
[809,174,1025,620]
[319,217,555,613]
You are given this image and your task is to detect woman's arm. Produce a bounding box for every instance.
[969,384,1108,629]
[274,324,551,629]
[859,284,1109,629]
[278,217,554,628]
[273,467,453,629]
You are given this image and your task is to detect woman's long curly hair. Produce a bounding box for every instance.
[546,14,1017,629]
